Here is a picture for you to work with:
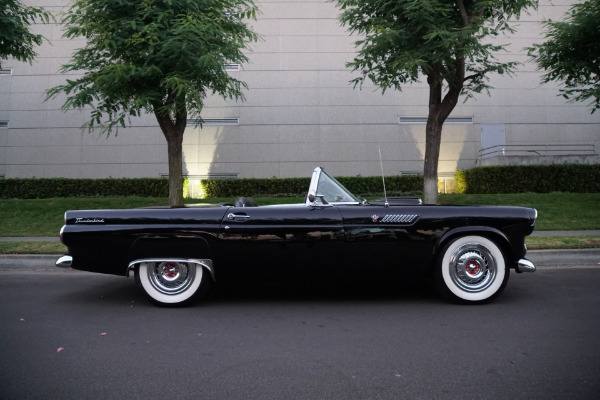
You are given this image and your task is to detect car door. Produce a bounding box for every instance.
[337,205,438,280]
[216,204,345,281]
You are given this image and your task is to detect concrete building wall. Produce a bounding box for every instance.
[1,0,598,180]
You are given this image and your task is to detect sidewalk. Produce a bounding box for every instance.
[530,230,600,237]
[0,237,61,242]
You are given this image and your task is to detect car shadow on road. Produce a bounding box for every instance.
[53,274,144,307]
[206,278,442,305]
[52,273,444,307]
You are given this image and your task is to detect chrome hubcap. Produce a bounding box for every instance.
[449,243,497,293]
[147,262,195,295]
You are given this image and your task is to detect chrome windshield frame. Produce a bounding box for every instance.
[306,167,361,207]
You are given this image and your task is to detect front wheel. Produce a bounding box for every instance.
[435,236,509,304]
[135,261,211,306]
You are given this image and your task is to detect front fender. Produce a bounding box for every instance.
[434,226,516,265]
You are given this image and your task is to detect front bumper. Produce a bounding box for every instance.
[516,258,536,273]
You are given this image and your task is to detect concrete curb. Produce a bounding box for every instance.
[527,249,600,267]
[1,249,599,271]
[0,255,62,271]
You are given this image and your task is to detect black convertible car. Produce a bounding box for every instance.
[57,167,537,305]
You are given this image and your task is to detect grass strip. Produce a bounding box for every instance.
[525,236,600,250]
[0,242,66,255]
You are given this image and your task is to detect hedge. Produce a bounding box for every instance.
[200,177,311,197]
[3,164,597,198]
[337,175,423,196]
[455,164,600,194]
[0,178,169,199]
[0,174,423,199]
[200,174,423,197]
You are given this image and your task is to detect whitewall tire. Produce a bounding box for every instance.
[135,261,210,306]
[435,235,509,304]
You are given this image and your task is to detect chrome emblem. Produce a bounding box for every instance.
[371,214,379,222]
[75,218,105,224]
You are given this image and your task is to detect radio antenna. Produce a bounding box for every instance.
[378,147,389,208]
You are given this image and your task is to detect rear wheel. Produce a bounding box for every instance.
[435,235,509,304]
[135,261,211,306]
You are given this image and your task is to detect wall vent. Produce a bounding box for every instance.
[0,69,12,75]
[0,121,9,128]
[398,116,473,124]
[160,173,239,179]
[187,117,239,126]
[224,63,240,71]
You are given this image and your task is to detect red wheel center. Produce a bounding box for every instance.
[466,261,481,275]
[162,263,179,278]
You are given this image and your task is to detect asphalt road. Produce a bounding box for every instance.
[1,265,599,400]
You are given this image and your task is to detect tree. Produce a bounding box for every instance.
[528,0,600,113]
[333,0,537,203]
[46,0,259,207]
[0,0,51,69]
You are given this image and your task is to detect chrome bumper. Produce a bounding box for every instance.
[56,255,73,268]
[516,258,536,273]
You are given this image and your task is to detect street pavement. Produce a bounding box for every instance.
[1,263,599,400]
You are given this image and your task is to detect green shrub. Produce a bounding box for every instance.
[0,178,169,199]
[337,175,423,195]
[5,164,596,198]
[200,174,424,198]
[200,177,311,198]
[454,170,467,194]
[455,164,600,194]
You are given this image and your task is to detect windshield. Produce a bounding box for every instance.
[308,167,360,205]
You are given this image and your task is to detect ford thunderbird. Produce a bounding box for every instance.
[57,167,537,305]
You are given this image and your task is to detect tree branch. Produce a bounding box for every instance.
[455,0,470,26]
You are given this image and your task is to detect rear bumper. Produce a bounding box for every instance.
[56,255,73,268]
[516,258,536,273]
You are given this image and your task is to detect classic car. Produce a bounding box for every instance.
[56,167,537,305]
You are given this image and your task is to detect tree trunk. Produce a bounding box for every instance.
[165,130,185,207]
[154,100,187,207]
[423,65,465,204]
[423,117,443,204]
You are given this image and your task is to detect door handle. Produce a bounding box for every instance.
[227,213,251,222]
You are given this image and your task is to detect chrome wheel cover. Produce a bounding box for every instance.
[147,262,196,296]
[448,243,497,293]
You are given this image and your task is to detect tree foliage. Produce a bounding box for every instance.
[0,0,51,69]
[48,0,258,135]
[333,0,537,203]
[46,0,259,206]
[528,0,600,113]
[336,0,535,97]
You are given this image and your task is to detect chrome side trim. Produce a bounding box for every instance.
[56,255,73,268]
[379,214,418,224]
[516,258,536,273]
[127,258,215,281]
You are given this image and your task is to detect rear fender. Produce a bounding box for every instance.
[127,235,215,279]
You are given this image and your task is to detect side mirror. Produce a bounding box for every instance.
[306,193,331,207]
